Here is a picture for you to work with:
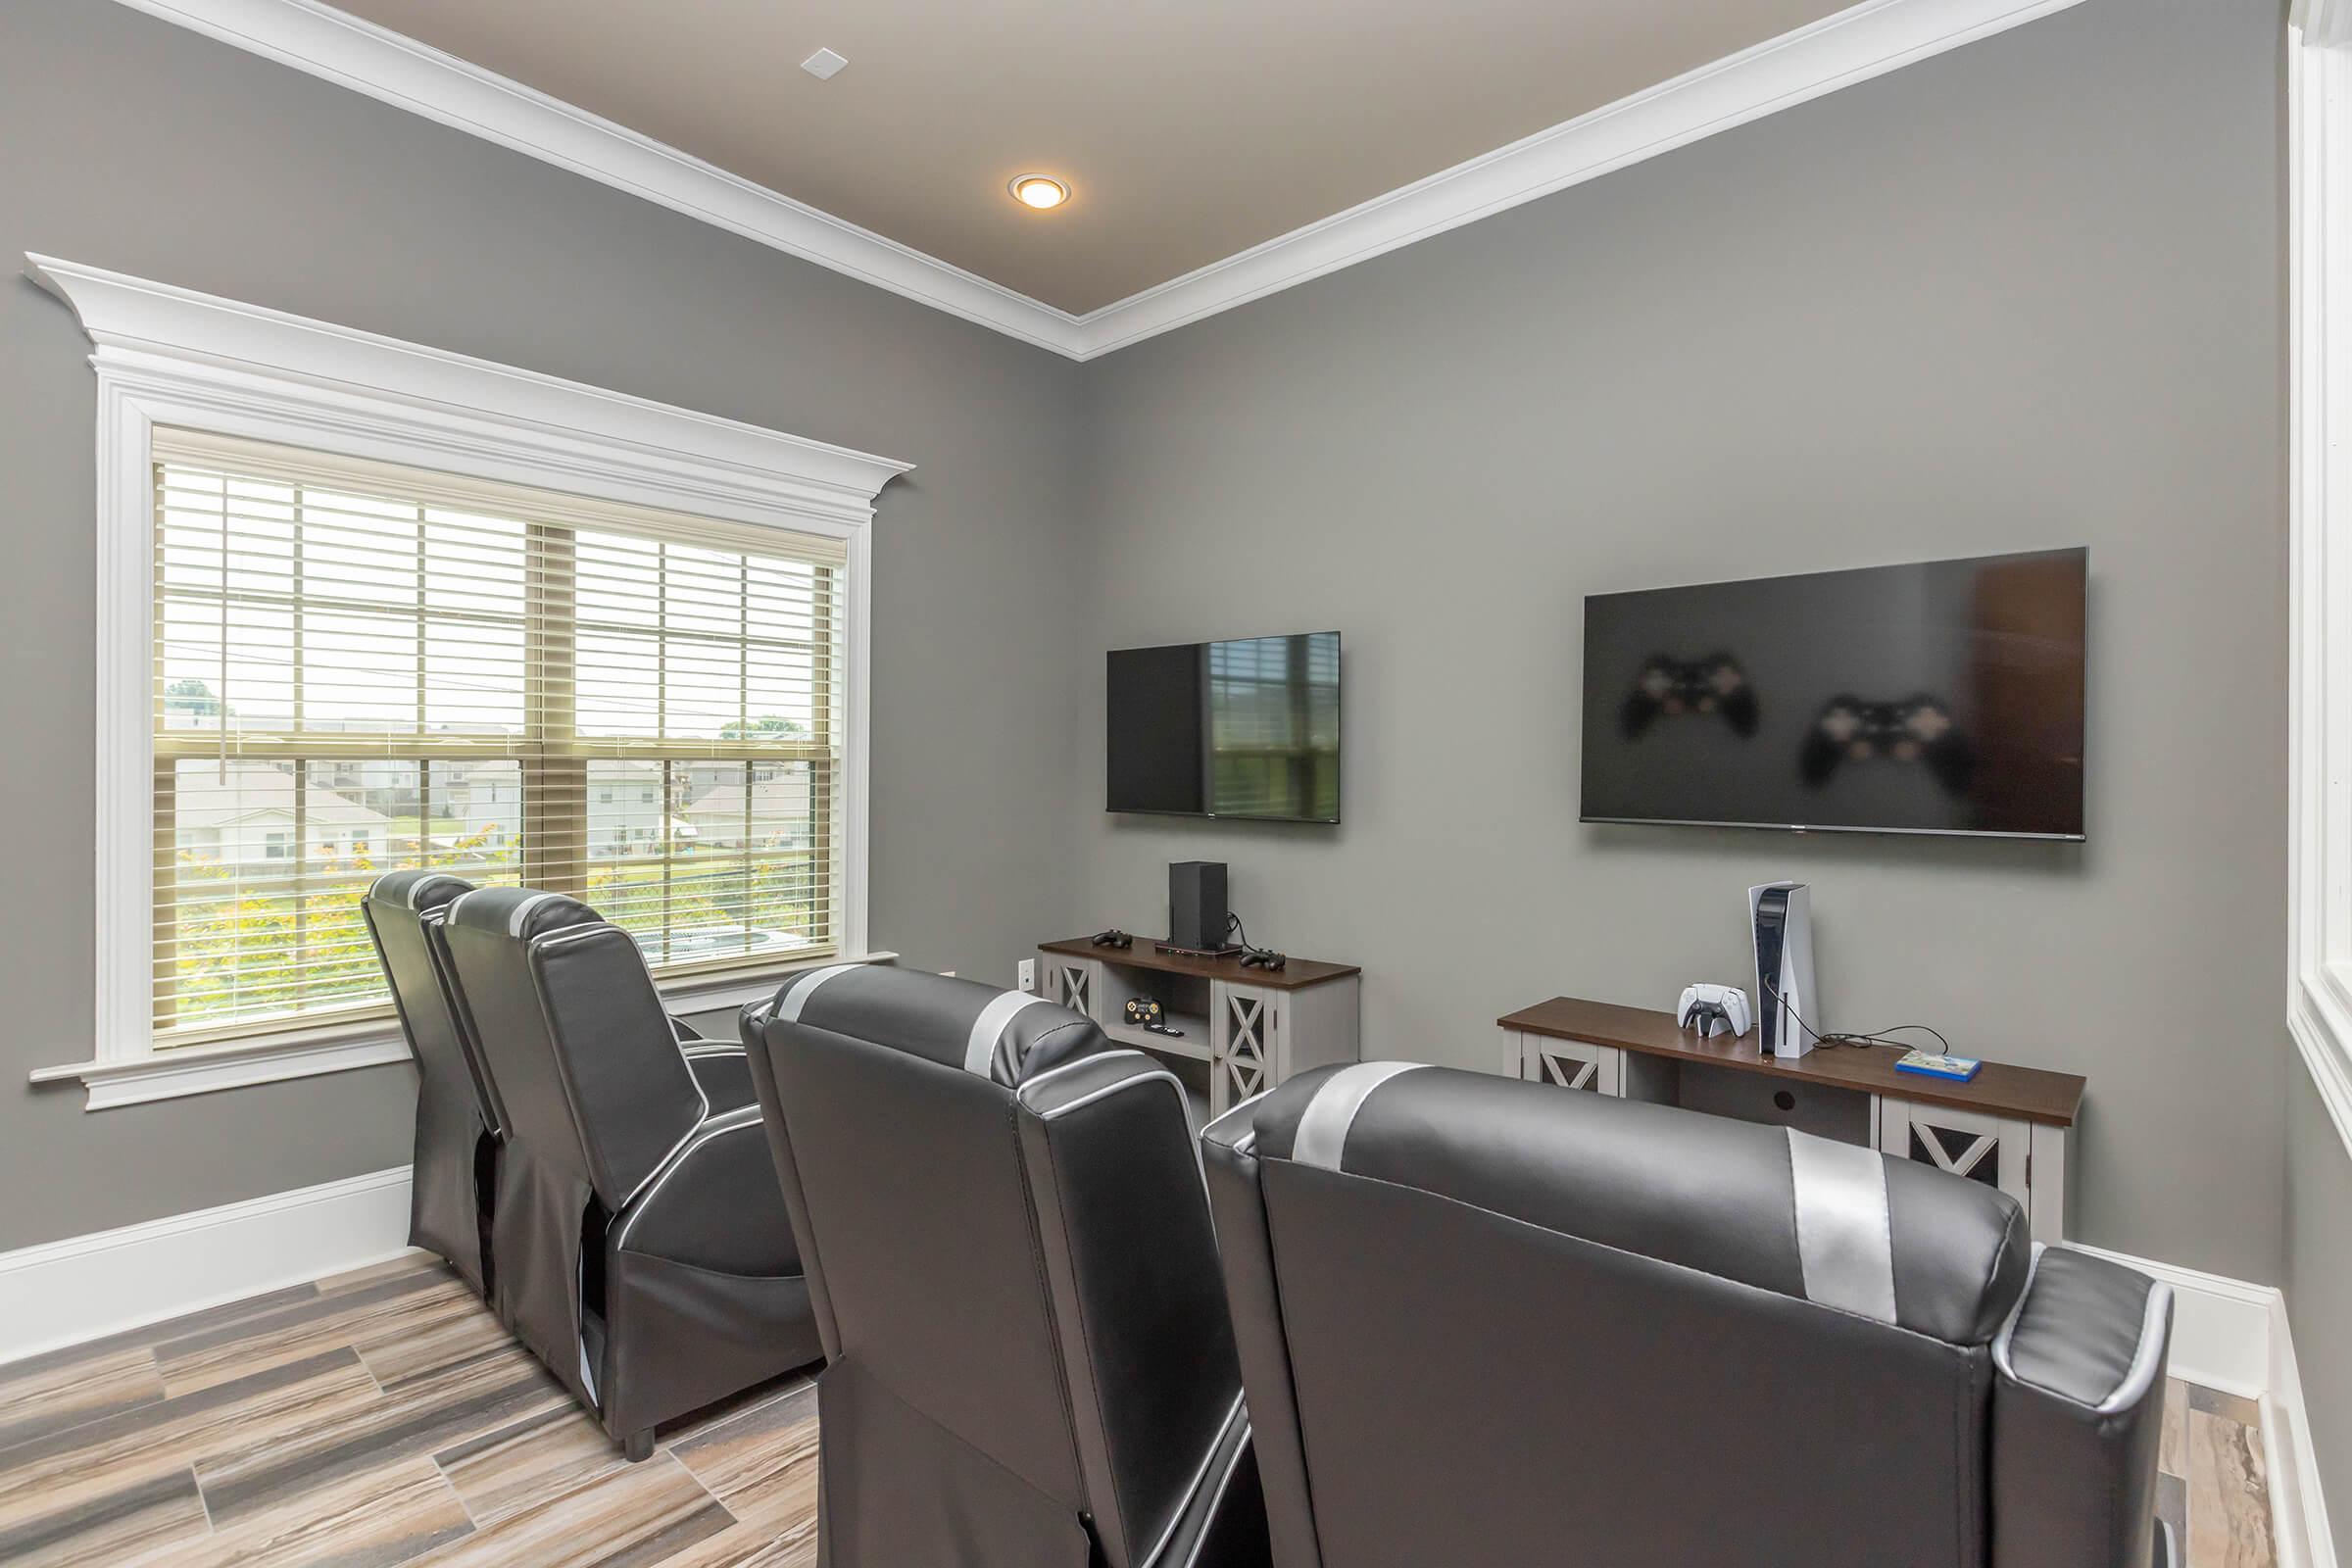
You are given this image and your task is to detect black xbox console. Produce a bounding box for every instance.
[1166,861,1229,953]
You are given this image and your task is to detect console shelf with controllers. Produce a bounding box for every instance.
[1497,996,2084,1242]
[1039,936,1360,1121]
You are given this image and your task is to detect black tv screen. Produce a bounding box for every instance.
[1580,550,2086,839]
[1107,632,1341,822]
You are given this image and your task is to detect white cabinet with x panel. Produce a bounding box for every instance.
[1499,996,2082,1245]
[1038,937,1361,1121]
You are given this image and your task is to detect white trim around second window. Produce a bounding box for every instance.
[2289,21,2352,1162]
[22,253,911,1109]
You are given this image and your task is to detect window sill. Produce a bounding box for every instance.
[29,1027,414,1111]
[655,951,899,1019]
[31,951,900,1110]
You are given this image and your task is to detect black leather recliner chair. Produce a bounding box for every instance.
[742,965,1271,1568]
[1202,1062,2177,1568]
[439,887,822,1457]
[363,871,753,1311]
[361,870,503,1298]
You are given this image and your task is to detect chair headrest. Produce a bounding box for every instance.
[364,870,474,915]
[757,965,1106,1089]
[1240,1062,2029,1348]
[445,886,604,944]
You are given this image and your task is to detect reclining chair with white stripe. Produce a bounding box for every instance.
[1202,1062,2175,1568]
[439,886,821,1458]
[361,870,750,1314]
[360,870,504,1299]
[741,965,1271,1568]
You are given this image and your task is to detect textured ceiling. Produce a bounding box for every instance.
[334,0,1859,315]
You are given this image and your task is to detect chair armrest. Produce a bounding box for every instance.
[668,1015,711,1044]
[683,1043,756,1114]
[1143,1419,1270,1568]
[1991,1246,2173,1568]
[1200,1091,1321,1568]
[1013,1053,1254,1568]
[612,1106,802,1278]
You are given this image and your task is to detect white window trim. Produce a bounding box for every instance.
[2290,10,2352,1163]
[22,254,911,1109]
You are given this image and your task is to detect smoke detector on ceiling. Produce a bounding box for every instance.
[800,48,849,81]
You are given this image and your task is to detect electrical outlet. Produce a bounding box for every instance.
[1017,958,1037,993]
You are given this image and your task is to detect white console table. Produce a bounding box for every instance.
[1039,938,1360,1120]
[1499,997,2082,1244]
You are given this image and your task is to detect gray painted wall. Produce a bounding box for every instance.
[2285,1065,2350,1543]
[1074,0,2289,1281]
[0,0,1087,1250]
[0,0,2317,1438]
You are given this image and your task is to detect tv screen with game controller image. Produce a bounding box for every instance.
[1107,631,1342,823]
[1580,549,2085,839]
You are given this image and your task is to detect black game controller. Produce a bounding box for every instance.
[1091,928,1134,950]
[1240,949,1287,973]
[1621,653,1760,739]
[1799,694,1975,795]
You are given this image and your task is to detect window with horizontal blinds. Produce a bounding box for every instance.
[151,429,848,1047]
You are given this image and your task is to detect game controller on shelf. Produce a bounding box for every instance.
[1676,983,1752,1039]
[1122,995,1186,1036]
[1621,653,1760,740]
[1240,948,1287,972]
[1091,928,1134,950]
[1798,694,1975,794]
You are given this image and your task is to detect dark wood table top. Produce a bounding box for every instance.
[1498,996,2083,1127]
[1041,937,1360,991]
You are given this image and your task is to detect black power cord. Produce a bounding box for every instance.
[1226,911,1285,968]
[1758,971,1954,1056]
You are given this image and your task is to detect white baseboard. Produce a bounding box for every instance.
[0,1165,418,1367]
[0,1176,2330,1560]
[2265,1287,2341,1568]
[2070,1243,2336,1565]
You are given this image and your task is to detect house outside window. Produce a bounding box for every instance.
[149,431,851,1048]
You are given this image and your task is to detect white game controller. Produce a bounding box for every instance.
[1677,983,1752,1039]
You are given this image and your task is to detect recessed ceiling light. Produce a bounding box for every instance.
[800,47,848,81]
[1009,175,1070,212]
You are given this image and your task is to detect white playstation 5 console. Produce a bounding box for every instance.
[1748,881,1819,1059]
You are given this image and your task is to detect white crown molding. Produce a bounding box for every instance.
[105,0,1092,357]
[0,1167,417,1366]
[105,0,2090,363]
[1070,0,2092,358]
[26,255,913,522]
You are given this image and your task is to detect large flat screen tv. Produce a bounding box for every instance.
[1581,549,2086,839]
[1107,632,1341,822]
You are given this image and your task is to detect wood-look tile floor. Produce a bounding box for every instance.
[0,1254,816,1567]
[0,1251,2278,1567]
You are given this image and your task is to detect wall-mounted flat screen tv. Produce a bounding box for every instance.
[1107,632,1341,822]
[1581,549,2085,840]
